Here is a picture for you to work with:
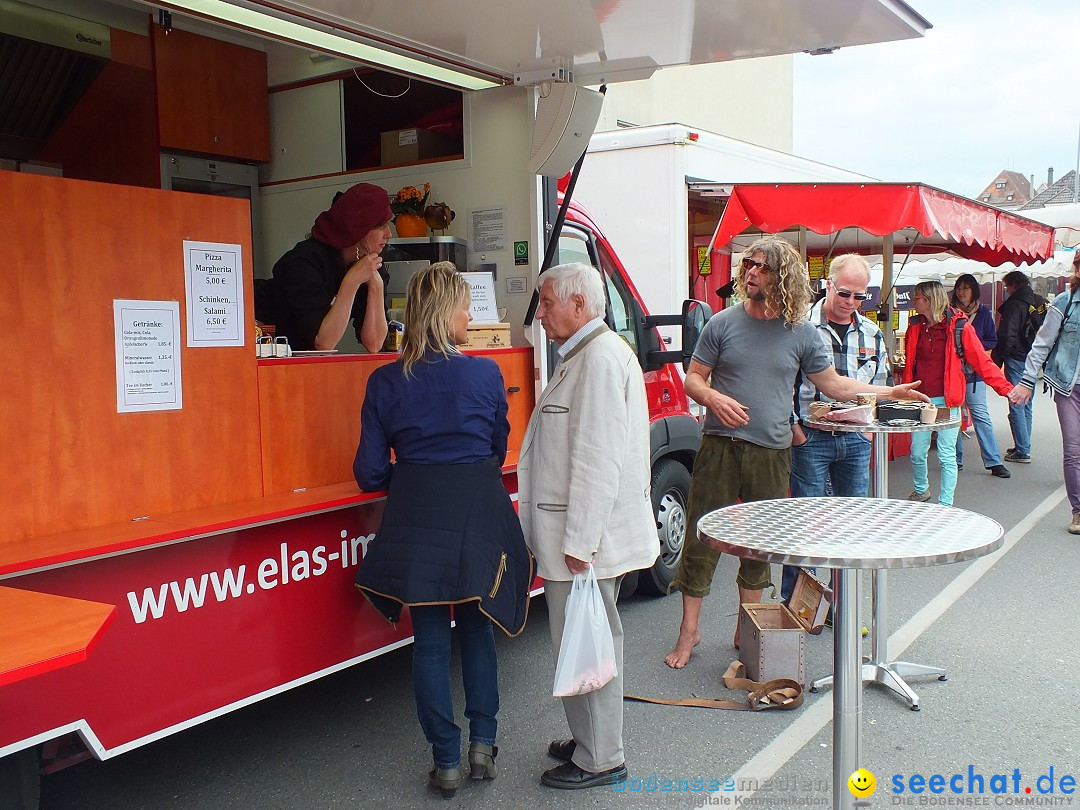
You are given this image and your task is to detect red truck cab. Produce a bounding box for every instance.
[557,198,706,594]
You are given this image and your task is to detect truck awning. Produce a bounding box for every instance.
[709,183,1056,266]
[155,0,930,88]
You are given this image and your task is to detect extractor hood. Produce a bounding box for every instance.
[0,0,111,160]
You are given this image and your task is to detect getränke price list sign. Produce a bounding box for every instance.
[183,240,244,347]
[113,300,182,413]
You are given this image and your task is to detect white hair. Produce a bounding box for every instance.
[828,253,871,283]
[541,262,606,317]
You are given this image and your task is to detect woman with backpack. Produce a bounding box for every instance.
[993,270,1048,463]
[950,274,1011,478]
[904,281,1013,505]
[1009,252,1080,534]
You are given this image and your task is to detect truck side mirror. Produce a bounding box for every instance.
[680,300,712,372]
[640,299,713,372]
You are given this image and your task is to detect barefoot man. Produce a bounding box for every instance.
[665,238,927,668]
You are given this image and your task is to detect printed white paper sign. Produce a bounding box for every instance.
[184,240,244,347]
[114,299,183,413]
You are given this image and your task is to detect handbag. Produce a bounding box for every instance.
[552,567,618,697]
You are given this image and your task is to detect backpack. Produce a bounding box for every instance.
[951,312,974,382]
[1021,294,1048,352]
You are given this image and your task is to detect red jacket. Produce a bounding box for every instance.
[903,307,1013,407]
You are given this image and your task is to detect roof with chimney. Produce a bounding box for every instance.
[975,170,1032,209]
[1021,169,1080,209]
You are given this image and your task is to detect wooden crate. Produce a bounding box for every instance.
[738,572,828,686]
[464,323,511,348]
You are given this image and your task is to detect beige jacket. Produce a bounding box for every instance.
[518,326,659,581]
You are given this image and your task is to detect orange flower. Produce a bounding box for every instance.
[391,183,431,216]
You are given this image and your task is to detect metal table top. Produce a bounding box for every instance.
[804,416,960,434]
[698,497,1003,570]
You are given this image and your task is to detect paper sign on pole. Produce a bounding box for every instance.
[461,272,500,323]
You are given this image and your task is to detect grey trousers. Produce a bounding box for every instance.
[543,575,625,772]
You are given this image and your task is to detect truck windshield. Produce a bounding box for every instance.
[557,226,637,353]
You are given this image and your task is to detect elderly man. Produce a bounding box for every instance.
[781,254,892,602]
[518,262,659,790]
[665,238,927,669]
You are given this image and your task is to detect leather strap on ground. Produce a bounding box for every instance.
[624,661,804,711]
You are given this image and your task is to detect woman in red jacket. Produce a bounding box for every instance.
[904,281,1013,505]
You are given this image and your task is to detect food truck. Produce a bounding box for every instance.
[0,1,931,804]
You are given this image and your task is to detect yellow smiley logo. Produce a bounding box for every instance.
[848,768,876,798]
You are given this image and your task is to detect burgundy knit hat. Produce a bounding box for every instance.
[310,183,393,249]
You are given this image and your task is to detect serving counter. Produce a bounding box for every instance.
[0,172,535,767]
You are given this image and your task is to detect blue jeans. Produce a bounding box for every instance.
[1004,357,1032,455]
[782,428,872,600]
[410,602,498,768]
[910,398,961,506]
[1056,386,1080,512]
[955,379,1003,468]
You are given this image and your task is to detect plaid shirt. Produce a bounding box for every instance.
[793,298,893,424]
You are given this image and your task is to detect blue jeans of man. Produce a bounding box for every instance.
[781,428,872,601]
[410,601,498,768]
[954,379,1004,468]
[1004,357,1032,455]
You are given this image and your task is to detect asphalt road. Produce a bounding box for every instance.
[41,392,1078,809]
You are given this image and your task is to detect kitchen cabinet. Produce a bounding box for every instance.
[152,26,270,163]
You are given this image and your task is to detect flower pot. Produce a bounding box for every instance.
[394,214,427,238]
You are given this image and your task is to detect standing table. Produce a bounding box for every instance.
[804,415,959,710]
[698,497,1001,810]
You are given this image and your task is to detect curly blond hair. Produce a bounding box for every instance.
[734,237,812,327]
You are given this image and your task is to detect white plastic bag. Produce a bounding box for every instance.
[552,567,618,697]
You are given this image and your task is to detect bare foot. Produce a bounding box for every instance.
[664,629,701,669]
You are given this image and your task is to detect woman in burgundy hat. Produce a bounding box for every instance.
[267,183,393,352]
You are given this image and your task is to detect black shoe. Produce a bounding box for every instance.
[957,462,964,470]
[547,739,576,762]
[989,464,1011,478]
[541,761,627,790]
[1004,449,1032,463]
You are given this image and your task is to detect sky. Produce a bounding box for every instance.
[792,0,1080,200]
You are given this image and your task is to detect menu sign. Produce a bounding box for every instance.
[114,300,182,413]
[461,272,499,323]
[184,240,244,347]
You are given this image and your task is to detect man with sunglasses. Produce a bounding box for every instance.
[665,238,927,668]
[781,254,891,603]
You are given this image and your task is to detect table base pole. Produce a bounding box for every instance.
[832,569,860,810]
[810,659,947,711]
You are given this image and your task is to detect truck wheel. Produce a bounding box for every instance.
[638,459,691,595]
[0,748,40,810]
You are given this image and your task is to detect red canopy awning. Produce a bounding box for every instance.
[709,183,1056,267]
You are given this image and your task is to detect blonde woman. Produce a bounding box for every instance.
[353,262,532,797]
[903,280,1012,505]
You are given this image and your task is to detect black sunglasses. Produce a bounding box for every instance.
[833,288,870,301]
[741,257,772,273]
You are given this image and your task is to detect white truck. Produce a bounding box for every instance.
[573,123,874,336]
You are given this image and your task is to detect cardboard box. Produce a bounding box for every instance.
[380,128,455,165]
[464,322,511,349]
[738,571,828,686]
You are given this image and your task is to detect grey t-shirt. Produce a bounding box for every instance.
[693,304,831,449]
